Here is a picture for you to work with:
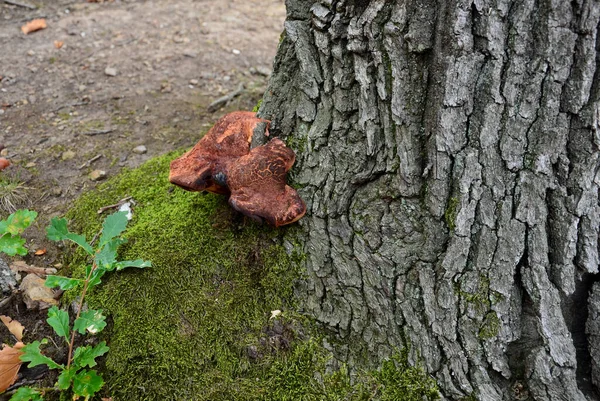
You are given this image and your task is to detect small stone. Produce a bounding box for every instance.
[0,149,8,156]
[25,162,36,168]
[27,50,35,56]
[0,110,4,116]
[61,150,75,161]
[89,169,107,181]
[52,187,62,196]
[232,49,241,55]
[20,274,59,310]
[132,145,147,154]
[104,67,118,77]
[183,50,198,58]
[189,79,198,85]
[27,95,37,104]
[256,66,272,77]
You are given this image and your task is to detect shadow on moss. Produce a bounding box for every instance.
[63,151,438,401]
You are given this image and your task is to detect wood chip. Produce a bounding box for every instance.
[21,19,47,35]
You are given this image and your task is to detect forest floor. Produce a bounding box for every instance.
[0,0,285,393]
[0,0,285,260]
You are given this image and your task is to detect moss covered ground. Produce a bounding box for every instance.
[63,151,439,401]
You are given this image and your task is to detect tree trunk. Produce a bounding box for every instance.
[259,0,600,400]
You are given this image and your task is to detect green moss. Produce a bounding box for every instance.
[63,151,439,400]
[444,197,459,231]
[252,99,263,113]
[478,312,501,340]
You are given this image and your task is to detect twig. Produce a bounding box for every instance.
[3,0,36,9]
[78,154,102,169]
[207,83,244,112]
[97,196,132,214]
[10,261,57,276]
[83,128,113,136]
[0,293,14,309]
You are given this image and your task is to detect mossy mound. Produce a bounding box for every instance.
[64,151,439,401]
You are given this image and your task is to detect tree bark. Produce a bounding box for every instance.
[259,0,600,400]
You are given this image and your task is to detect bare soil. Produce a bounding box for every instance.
[0,0,285,393]
[0,0,284,250]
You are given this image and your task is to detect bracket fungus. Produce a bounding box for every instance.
[169,112,306,227]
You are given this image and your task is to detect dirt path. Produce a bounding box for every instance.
[0,0,285,254]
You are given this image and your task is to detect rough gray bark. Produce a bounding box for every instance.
[259,0,600,400]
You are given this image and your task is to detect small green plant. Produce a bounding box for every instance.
[11,211,151,401]
[0,209,37,256]
[0,177,31,214]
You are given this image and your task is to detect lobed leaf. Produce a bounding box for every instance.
[4,210,37,236]
[57,366,77,390]
[0,235,27,257]
[73,341,109,369]
[114,259,152,271]
[74,310,106,335]
[94,237,126,271]
[72,369,104,397]
[46,217,93,255]
[45,275,82,291]
[46,306,70,343]
[98,211,128,248]
[84,265,105,289]
[20,340,62,370]
[8,387,43,401]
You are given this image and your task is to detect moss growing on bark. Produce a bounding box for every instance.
[63,151,439,400]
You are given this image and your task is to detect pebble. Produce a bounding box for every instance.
[132,145,147,154]
[256,66,272,77]
[89,170,107,181]
[189,79,199,85]
[0,149,8,156]
[104,67,118,77]
[25,162,36,168]
[232,49,241,55]
[52,187,62,197]
[183,50,198,58]
[0,110,4,116]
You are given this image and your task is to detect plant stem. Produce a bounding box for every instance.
[66,262,97,370]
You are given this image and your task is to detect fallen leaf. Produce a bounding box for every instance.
[0,158,9,171]
[34,249,47,256]
[54,40,64,49]
[0,316,24,341]
[270,310,281,320]
[21,19,47,35]
[0,342,24,393]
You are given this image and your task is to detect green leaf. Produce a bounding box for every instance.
[94,237,126,270]
[74,309,106,334]
[20,340,63,370]
[4,210,37,236]
[72,369,104,397]
[46,306,70,343]
[98,211,128,248]
[84,265,105,289]
[46,217,93,255]
[45,275,82,290]
[0,234,27,256]
[57,366,77,390]
[114,259,152,271]
[73,341,109,368]
[9,387,43,401]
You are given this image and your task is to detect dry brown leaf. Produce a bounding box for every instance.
[0,342,24,393]
[34,249,47,256]
[0,158,9,171]
[53,40,64,49]
[0,316,24,341]
[21,19,47,35]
